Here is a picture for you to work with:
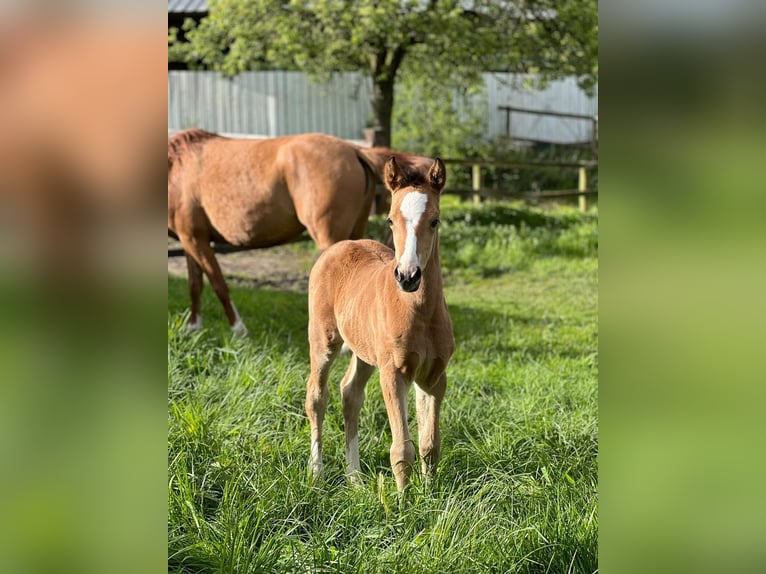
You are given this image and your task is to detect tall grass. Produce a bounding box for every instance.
[168,200,598,573]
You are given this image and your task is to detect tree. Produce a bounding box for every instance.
[170,0,597,148]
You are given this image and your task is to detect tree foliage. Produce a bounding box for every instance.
[392,68,489,159]
[170,0,598,146]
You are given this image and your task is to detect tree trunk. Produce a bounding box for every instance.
[370,75,394,148]
[369,47,406,148]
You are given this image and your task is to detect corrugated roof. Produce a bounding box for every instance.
[168,0,208,13]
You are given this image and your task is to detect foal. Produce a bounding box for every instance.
[305,157,454,491]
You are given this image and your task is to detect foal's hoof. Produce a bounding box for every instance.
[309,462,324,483]
[347,471,364,488]
[231,319,248,338]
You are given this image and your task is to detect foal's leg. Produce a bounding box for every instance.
[380,369,415,491]
[185,253,204,331]
[340,355,375,483]
[178,232,247,336]
[305,331,342,478]
[415,374,447,478]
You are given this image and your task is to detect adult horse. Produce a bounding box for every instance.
[168,129,378,335]
[306,156,454,491]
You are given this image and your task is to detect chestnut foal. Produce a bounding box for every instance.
[305,157,454,491]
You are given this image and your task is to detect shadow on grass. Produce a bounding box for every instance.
[168,276,311,355]
[449,303,593,361]
[169,274,593,373]
[442,202,594,230]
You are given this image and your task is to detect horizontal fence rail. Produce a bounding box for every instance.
[441,158,597,212]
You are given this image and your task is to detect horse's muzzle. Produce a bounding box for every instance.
[394,266,422,292]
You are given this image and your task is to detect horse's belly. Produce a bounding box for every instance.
[206,205,305,247]
[337,319,379,366]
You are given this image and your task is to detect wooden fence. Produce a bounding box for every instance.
[441,158,597,212]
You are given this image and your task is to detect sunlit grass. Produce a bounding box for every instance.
[168,200,597,573]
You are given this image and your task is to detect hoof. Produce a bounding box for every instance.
[231,319,248,338]
[309,461,324,480]
[348,471,364,488]
[186,315,203,333]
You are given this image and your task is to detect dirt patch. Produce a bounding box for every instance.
[168,241,317,292]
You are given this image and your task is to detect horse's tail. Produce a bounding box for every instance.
[354,151,378,193]
[168,128,220,179]
[354,146,390,185]
[354,147,387,216]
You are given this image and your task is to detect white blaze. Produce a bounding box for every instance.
[398,192,428,273]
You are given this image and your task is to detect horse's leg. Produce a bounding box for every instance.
[179,233,247,336]
[340,355,375,483]
[305,328,342,478]
[415,374,447,478]
[380,369,415,491]
[185,253,204,331]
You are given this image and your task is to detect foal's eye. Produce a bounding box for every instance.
[386,218,393,227]
[431,219,440,229]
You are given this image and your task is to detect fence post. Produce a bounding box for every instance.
[472,164,482,204]
[578,167,587,213]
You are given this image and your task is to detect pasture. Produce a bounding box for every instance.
[168,197,598,573]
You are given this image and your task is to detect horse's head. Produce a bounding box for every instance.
[384,156,446,293]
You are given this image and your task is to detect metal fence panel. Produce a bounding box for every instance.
[168,71,597,144]
[168,70,372,140]
[486,74,598,143]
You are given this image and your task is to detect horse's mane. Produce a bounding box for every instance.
[168,129,220,173]
[356,146,434,187]
[391,162,433,188]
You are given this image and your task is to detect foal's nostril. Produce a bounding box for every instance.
[394,266,422,292]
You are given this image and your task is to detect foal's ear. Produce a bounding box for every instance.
[384,156,404,191]
[427,158,446,192]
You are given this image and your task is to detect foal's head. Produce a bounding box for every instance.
[384,156,446,293]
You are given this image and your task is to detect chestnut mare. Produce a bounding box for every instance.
[168,129,379,336]
[306,156,455,491]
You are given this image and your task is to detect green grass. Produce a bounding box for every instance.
[168,200,598,573]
